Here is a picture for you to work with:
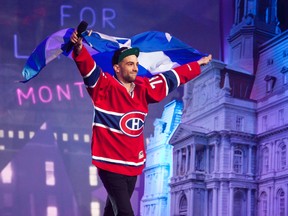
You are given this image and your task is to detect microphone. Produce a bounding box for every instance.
[66,20,88,53]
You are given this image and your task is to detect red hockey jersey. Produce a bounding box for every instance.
[73,47,201,176]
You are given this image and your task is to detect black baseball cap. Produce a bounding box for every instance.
[112,47,140,65]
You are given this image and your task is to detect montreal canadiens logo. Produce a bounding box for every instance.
[119,111,146,137]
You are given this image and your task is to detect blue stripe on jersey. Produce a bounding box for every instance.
[93,107,122,131]
[161,70,179,94]
[83,65,101,87]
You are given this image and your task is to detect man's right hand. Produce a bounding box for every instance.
[70,30,83,55]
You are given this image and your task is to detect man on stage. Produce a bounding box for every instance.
[70,29,212,216]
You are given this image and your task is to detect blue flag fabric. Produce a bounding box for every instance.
[21,29,206,82]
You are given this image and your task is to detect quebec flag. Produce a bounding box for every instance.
[21,28,206,82]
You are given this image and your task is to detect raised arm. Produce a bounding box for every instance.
[70,29,97,79]
[70,29,83,56]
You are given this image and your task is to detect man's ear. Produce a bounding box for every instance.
[113,64,120,74]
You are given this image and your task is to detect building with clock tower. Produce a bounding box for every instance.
[148,0,288,215]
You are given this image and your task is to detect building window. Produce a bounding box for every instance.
[152,204,157,215]
[259,192,268,216]
[214,116,219,130]
[258,0,272,23]
[233,190,245,216]
[209,146,215,173]
[8,130,14,138]
[284,71,288,85]
[0,162,13,184]
[45,161,55,186]
[0,129,4,138]
[180,148,186,175]
[62,133,68,142]
[277,189,285,216]
[47,206,58,216]
[284,49,288,58]
[278,109,285,126]
[84,134,90,143]
[195,149,205,172]
[30,131,35,138]
[89,166,98,186]
[277,0,288,31]
[18,130,24,139]
[208,190,213,216]
[187,146,191,172]
[144,205,150,216]
[262,148,269,173]
[179,194,187,215]
[281,66,288,85]
[73,133,79,141]
[279,144,286,170]
[266,58,274,65]
[262,115,268,131]
[91,201,100,216]
[264,75,276,93]
[234,149,243,173]
[236,116,244,131]
[176,150,180,175]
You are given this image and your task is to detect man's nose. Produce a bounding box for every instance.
[133,64,138,71]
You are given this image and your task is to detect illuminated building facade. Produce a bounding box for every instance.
[168,0,288,215]
[141,100,183,216]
